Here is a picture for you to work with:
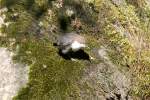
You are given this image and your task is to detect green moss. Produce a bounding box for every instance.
[103,24,136,67]
[1,0,150,99]
[0,37,9,47]
[12,37,85,99]
[94,0,150,97]
[92,1,137,67]
[1,0,96,99]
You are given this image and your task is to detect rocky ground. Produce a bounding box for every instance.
[1,8,28,100]
[0,0,150,100]
[0,48,28,100]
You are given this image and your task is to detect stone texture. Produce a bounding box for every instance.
[79,47,132,100]
[0,48,28,100]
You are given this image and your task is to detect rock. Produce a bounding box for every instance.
[0,48,28,100]
[111,0,126,6]
[79,47,132,99]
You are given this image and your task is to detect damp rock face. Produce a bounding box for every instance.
[0,48,28,100]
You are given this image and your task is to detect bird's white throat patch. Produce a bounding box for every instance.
[71,41,85,51]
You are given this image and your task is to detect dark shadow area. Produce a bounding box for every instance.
[26,0,54,19]
[1,0,18,8]
[58,49,90,61]
[63,0,97,26]
[58,15,69,31]
[106,97,115,100]
[114,93,121,100]
[34,8,47,18]
[53,43,58,46]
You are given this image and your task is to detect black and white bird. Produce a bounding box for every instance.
[56,32,87,54]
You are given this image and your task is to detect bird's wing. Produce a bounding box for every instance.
[57,35,73,46]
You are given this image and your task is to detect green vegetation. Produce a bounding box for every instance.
[13,37,85,99]
[0,0,150,99]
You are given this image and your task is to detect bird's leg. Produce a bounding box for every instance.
[89,56,95,60]
[88,55,96,63]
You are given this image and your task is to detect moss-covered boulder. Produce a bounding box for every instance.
[0,0,150,99]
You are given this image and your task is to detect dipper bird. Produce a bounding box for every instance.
[57,32,87,54]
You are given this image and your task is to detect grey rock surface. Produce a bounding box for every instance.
[0,48,28,100]
[79,47,132,100]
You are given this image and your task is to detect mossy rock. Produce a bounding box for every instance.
[1,0,150,99]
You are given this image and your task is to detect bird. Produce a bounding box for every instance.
[56,32,87,54]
